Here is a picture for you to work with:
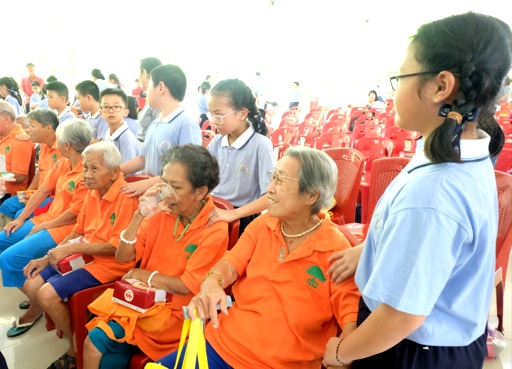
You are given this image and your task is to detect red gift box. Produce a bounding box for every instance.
[57,254,94,275]
[112,279,170,313]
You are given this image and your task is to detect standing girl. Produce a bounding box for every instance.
[0,77,23,115]
[324,12,511,369]
[207,79,276,235]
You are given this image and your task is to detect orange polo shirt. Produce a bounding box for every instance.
[37,142,61,188]
[206,212,360,369]
[109,196,228,360]
[31,158,87,243]
[0,124,35,195]
[74,175,140,282]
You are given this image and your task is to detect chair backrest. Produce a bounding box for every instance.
[279,116,299,127]
[495,170,512,290]
[212,196,240,251]
[382,125,419,156]
[322,120,348,134]
[298,119,321,147]
[366,157,410,222]
[354,137,394,173]
[28,147,37,186]
[324,148,365,224]
[351,124,382,148]
[271,127,299,159]
[501,124,512,136]
[315,132,351,150]
[495,148,512,173]
[201,130,216,148]
[201,120,212,130]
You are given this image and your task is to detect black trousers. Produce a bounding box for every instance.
[352,298,487,369]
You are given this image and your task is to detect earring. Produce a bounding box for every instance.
[433,98,437,104]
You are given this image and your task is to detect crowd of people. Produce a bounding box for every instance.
[0,11,510,369]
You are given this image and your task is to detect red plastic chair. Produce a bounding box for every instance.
[271,127,299,159]
[495,148,512,173]
[501,124,512,136]
[382,125,419,157]
[128,196,240,369]
[279,116,299,127]
[350,124,382,148]
[297,119,321,147]
[494,170,512,332]
[323,148,365,224]
[315,132,351,150]
[201,120,212,131]
[201,130,217,148]
[354,137,394,174]
[322,120,348,134]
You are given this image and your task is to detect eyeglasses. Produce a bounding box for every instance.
[209,110,237,125]
[100,105,124,113]
[267,170,299,186]
[389,71,440,91]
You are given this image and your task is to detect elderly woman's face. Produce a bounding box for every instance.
[161,162,199,216]
[83,151,116,193]
[266,156,310,220]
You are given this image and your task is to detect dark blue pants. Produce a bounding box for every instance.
[158,340,232,369]
[352,298,487,369]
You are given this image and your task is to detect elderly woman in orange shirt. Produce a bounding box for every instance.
[82,144,229,369]
[158,145,360,369]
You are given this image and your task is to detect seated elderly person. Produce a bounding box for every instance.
[82,144,229,369]
[19,141,140,369]
[158,146,361,369]
[0,118,91,332]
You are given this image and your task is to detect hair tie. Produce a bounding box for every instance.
[447,111,463,124]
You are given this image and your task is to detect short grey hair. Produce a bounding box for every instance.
[0,101,16,120]
[55,118,93,153]
[82,141,122,171]
[284,146,338,214]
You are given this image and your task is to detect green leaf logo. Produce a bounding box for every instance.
[184,244,198,260]
[109,213,116,226]
[4,146,10,154]
[306,265,326,289]
[67,181,76,192]
[51,154,58,163]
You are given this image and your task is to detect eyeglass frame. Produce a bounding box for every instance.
[100,105,125,113]
[209,110,238,125]
[268,170,299,186]
[389,71,442,91]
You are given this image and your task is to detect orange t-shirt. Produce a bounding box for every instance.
[0,124,35,195]
[206,213,361,369]
[31,158,87,243]
[92,196,228,360]
[74,175,140,282]
[37,143,61,188]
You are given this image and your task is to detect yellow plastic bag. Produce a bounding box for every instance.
[144,309,208,369]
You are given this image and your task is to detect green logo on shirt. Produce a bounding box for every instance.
[67,181,76,192]
[51,154,58,163]
[184,244,198,260]
[110,213,116,226]
[4,146,10,154]
[306,265,326,289]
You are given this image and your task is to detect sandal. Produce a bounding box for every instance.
[6,314,42,337]
[18,300,30,309]
[47,352,76,369]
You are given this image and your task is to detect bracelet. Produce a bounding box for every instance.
[336,339,353,366]
[120,230,137,245]
[203,270,223,287]
[147,270,158,287]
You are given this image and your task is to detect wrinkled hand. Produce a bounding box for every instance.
[187,282,228,328]
[122,268,144,281]
[326,245,363,284]
[47,245,74,269]
[120,180,153,198]
[23,257,49,279]
[207,208,237,227]
[25,223,46,238]
[4,219,25,237]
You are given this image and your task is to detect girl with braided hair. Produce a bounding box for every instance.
[206,78,276,235]
[0,77,23,115]
[324,12,512,369]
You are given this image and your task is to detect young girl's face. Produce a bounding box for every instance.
[0,85,8,98]
[207,94,247,136]
[394,43,439,135]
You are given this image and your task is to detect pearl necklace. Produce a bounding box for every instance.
[280,218,324,238]
[173,200,206,242]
